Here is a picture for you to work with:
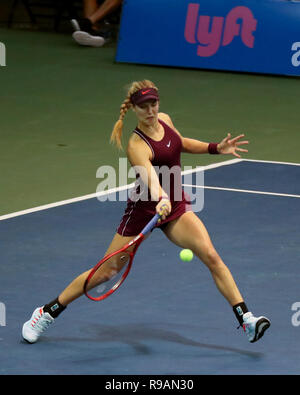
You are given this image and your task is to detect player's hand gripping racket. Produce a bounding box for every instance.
[84,213,161,301]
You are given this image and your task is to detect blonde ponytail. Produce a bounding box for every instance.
[110,119,123,150]
[110,97,131,150]
[110,80,158,150]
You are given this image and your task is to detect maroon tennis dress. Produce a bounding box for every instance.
[117,119,191,236]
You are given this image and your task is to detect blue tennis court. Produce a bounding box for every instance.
[0,159,299,375]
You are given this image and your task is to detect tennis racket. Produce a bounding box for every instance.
[84,213,161,301]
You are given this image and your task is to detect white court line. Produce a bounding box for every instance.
[181,158,242,175]
[243,159,300,167]
[0,158,299,221]
[0,183,134,221]
[0,158,240,221]
[182,184,300,199]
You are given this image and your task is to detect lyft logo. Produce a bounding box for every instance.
[184,4,257,57]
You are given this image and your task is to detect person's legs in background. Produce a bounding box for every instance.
[71,0,122,46]
[83,0,99,20]
[71,0,122,47]
[85,0,122,29]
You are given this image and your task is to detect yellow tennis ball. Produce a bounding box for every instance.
[180,249,193,262]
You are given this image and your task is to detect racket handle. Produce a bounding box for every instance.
[141,213,161,235]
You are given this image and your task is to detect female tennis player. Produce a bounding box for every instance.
[22,80,270,344]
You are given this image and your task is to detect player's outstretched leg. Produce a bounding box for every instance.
[163,211,271,343]
[22,233,135,343]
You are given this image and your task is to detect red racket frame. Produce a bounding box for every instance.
[84,213,161,301]
[84,233,145,301]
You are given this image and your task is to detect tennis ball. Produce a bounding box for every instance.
[180,249,194,262]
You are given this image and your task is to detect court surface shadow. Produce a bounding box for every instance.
[43,322,263,359]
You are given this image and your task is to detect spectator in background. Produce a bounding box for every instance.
[71,0,123,47]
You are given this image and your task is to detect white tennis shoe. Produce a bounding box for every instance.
[22,307,54,343]
[72,31,105,47]
[242,312,270,343]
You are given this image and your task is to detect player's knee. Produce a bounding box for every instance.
[200,247,222,269]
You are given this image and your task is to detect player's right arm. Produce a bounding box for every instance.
[127,135,171,218]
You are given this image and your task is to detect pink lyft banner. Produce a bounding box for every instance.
[116,0,300,76]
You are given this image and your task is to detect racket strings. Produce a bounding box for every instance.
[85,251,132,299]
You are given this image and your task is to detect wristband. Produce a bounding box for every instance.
[208,143,219,155]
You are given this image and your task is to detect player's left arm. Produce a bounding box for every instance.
[158,113,249,157]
